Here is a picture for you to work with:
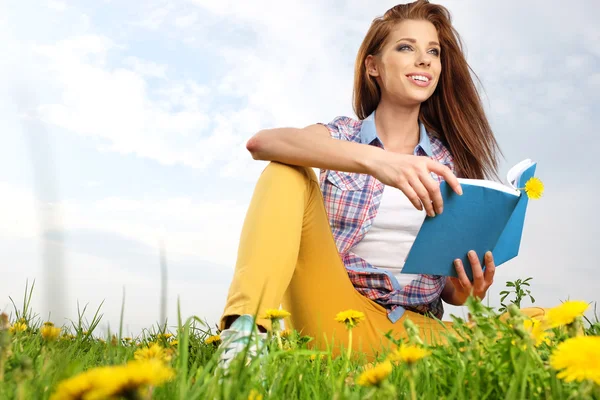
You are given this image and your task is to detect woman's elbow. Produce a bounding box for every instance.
[246,131,265,160]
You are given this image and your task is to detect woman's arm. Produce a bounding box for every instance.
[246,124,380,175]
[246,125,462,216]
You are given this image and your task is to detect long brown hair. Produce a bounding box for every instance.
[353,0,501,180]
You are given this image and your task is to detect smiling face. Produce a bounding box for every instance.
[366,19,442,106]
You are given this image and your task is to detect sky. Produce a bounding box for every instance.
[0,0,599,337]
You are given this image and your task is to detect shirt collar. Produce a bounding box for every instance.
[359,110,433,157]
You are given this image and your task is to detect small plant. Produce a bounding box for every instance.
[498,277,536,313]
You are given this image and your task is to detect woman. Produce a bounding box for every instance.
[216,0,544,366]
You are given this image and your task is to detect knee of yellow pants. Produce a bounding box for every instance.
[263,161,318,186]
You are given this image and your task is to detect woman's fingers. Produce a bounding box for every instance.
[428,159,463,195]
[468,250,485,284]
[453,258,472,290]
[483,251,496,285]
[398,181,423,211]
[420,171,443,215]
[408,177,435,217]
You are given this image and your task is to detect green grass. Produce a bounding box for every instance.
[1,281,599,400]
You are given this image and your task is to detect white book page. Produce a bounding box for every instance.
[456,178,520,196]
[507,158,534,188]
[455,158,534,197]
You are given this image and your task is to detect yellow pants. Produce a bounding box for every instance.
[221,162,547,360]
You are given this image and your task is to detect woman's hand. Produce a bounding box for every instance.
[443,250,496,306]
[367,152,462,217]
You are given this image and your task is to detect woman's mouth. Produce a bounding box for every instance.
[406,73,432,87]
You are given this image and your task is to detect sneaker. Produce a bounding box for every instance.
[217,314,267,371]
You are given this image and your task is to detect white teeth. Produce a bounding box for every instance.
[409,75,429,82]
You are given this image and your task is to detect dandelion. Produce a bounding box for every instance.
[170,340,178,346]
[280,329,292,338]
[263,309,291,321]
[10,321,27,334]
[134,343,172,363]
[50,359,174,400]
[388,344,430,400]
[335,310,365,329]
[388,344,431,366]
[549,336,600,385]
[248,389,263,400]
[157,333,173,342]
[523,319,550,346]
[522,177,544,199]
[545,300,589,329]
[40,322,61,341]
[263,309,291,350]
[356,360,393,387]
[205,335,221,346]
[335,309,365,361]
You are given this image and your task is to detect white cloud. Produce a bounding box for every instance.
[0,182,248,267]
[47,0,67,11]
[123,56,168,79]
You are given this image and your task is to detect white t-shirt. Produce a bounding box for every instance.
[351,185,425,287]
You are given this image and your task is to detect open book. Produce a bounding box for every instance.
[402,159,537,279]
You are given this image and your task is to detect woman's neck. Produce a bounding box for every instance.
[373,100,421,154]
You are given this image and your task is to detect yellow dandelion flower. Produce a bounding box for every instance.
[263,309,291,321]
[309,354,326,362]
[248,389,263,400]
[546,300,589,328]
[356,360,393,387]
[49,370,98,400]
[388,344,431,365]
[41,325,61,341]
[9,321,27,333]
[523,319,550,346]
[205,335,221,345]
[549,336,600,385]
[134,343,172,363]
[89,360,174,399]
[170,340,178,346]
[157,333,173,340]
[523,177,544,200]
[280,329,292,338]
[335,310,365,329]
[50,359,174,400]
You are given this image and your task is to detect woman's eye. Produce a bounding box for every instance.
[397,45,440,56]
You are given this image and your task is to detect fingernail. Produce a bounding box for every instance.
[458,186,463,195]
[439,207,443,214]
[469,250,475,257]
[454,259,460,266]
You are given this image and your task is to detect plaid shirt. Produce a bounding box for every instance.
[318,112,455,322]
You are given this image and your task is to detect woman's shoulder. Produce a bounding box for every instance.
[319,115,363,142]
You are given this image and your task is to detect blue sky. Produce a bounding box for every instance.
[1,0,599,336]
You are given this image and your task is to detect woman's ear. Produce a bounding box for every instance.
[365,55,379,77]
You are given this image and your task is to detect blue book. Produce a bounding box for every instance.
[401,159,537,280]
